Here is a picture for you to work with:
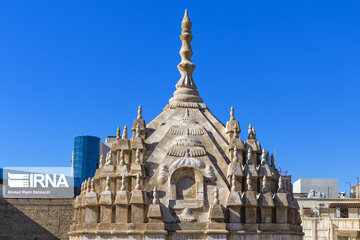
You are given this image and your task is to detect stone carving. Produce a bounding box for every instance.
[104,151,112,165]
[69,10,303,240]
[157,164,169,184]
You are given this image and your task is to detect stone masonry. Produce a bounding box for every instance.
[69,10,304,240]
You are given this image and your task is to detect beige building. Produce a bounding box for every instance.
[69,10,303,240]
[297,197,360,240]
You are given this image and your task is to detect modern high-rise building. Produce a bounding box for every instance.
[72,135,100,181]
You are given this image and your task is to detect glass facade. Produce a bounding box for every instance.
[73,136,100,185]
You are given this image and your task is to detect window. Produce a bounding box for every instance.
[338,236,348,240]
[336,207,348,218]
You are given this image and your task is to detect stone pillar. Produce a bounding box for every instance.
[85,191,99,223]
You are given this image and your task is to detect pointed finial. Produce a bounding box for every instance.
[135,123,140,137]
[262,176,268,193]
[119,150,125,165]
[278,176,284,193]
[91,178,95,192]
[270,154,275,166]
[169,10,203,105]
[122,125,128,139]
[135,173,141,190]
[246,174,253,191]
[81,181,84,193]
[152,186,159,204]
[116,126,121,140]
[213,187,220,205]
[248,124,252,135]
[121,174,126,191]
[105,175,111,191]
[86,178,91,192]
[266,151,270,162]
[230,106,235,120]
[233,123,239,138]
[261,149,266,164]
[233,146,238,162]
[137,105,142,119]
[135,148,141,164]
[99,154,104,168]
[247,148,253,164]
[231,175,236,191]
[252,127,256,138]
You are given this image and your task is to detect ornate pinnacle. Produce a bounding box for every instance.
[135,173,141,190]
[247,148,253,164]
[99,154,104,168]
[153,186,159,204]
[233,146,238,162]
[121,174,126,191]
[278,176,284,193]
[105,176,111,191]
[119,150,125,166]
[122,125,128,139]
[231,175,236,191]
[246,174,253,191]
[233,123,239,138]
[135,148,141,164]
[230,106,235,120]
[169,10,203,105]
[137,105,142,119]
[91,178,95,192]
[261,149,266,164]
[116,126,121,140]
[135,123,140,138]
[262,176,268,193]
[270,154,275,166]
[213,187,220,205]
[86,178,91,192]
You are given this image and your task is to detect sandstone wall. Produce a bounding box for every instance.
[0,198,74,240]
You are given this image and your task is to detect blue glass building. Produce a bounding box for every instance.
[73,136,100,185]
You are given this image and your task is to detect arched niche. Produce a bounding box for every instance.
[169,166,204,209]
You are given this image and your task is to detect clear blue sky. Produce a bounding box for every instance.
[1,1,359,193]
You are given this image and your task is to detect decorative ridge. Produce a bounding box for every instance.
[169,9,203,107]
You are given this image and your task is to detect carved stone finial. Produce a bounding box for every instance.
[105,175,111,191]
[135,148,141,164]
[231,175,236,191]
[247,148,253,164]
[246,174,253,191]
[261,149,266,164]
[119,150,125,166]
[91,178,95,192]
[105,151,112,165]
[135,123,141,138]
[233,123,239,138]
[252,127,256,138]
[116,126,121,140]
[86,178,91,192]
[81,181,85,193]
[230,106,235,120]
[135,173,141,190]
[262,176,268,193]
[137,105,142,119]
[169,9,203,106]
[121,174,126,191]
[278,176,285,193]
[233,146,238,162]
[157,164,169,184]
[99,154,104,168]
[213,187,220,205]
[122,125,128,139]
[271,154,275,166]
[248,124,252,135]
[153,186,159,204]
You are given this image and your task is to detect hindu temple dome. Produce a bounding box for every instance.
[69,10,303,240]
